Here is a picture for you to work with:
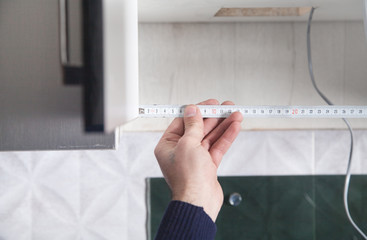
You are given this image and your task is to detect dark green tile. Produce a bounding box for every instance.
[216,176,314,240]
[147,175,367,240]
[147,178,171,240]
[315,176,367,240]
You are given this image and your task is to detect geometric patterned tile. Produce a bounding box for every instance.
[357,130,367,174]
[120,132,162,240]
[219,131,314,176]
[314,130,362,174]
[0,151,80,240]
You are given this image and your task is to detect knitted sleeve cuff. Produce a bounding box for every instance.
[155,200,217,240]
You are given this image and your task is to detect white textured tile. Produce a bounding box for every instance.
[0,151,83,240]
[314,130,362,174]
[0,181,30,240]
[0,153,29,240]
[120,132,163,240]
[32,194,79,240]
[218,131,314,176]
[356,130,367,174]
[33,152,81,220]
[82,195,127,240]
[32,152,80,240]
[79,150,127,227]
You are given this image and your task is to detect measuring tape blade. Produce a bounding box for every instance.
[139,105,367,119]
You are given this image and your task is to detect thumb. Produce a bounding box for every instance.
[183,105,204,142]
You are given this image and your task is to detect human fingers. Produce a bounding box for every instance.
[159,99,226,141]
[182,105,204,143]
[154,117,184,161]
[159,99,218,141]
[201,111,243,151]
[164,118,184,137]
[197,99,221,136]
[197,99,219,106]
[202,101,235,136]
[209,121,242,167]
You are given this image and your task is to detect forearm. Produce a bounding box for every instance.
[155,201,217,240]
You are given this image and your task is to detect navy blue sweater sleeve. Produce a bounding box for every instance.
[155,200,217,240]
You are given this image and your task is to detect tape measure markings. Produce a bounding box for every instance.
[139,105,367,119]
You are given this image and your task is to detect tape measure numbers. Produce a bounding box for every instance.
[139,105,367,119]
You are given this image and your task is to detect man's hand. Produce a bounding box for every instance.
[154,99,243,222]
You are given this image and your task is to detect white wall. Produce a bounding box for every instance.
[122,21,367,131]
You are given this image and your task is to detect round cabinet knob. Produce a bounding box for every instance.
[228,192,242,207]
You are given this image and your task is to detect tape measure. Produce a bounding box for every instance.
[139,105,367,118]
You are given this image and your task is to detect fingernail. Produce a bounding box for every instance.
[184,106,197,117]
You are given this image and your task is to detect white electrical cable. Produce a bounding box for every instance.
[307,7,367,239]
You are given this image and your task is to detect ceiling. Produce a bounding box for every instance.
[138,0,365,22]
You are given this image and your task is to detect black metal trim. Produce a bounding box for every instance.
[82,0,104,132]
[63,66,84,85]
